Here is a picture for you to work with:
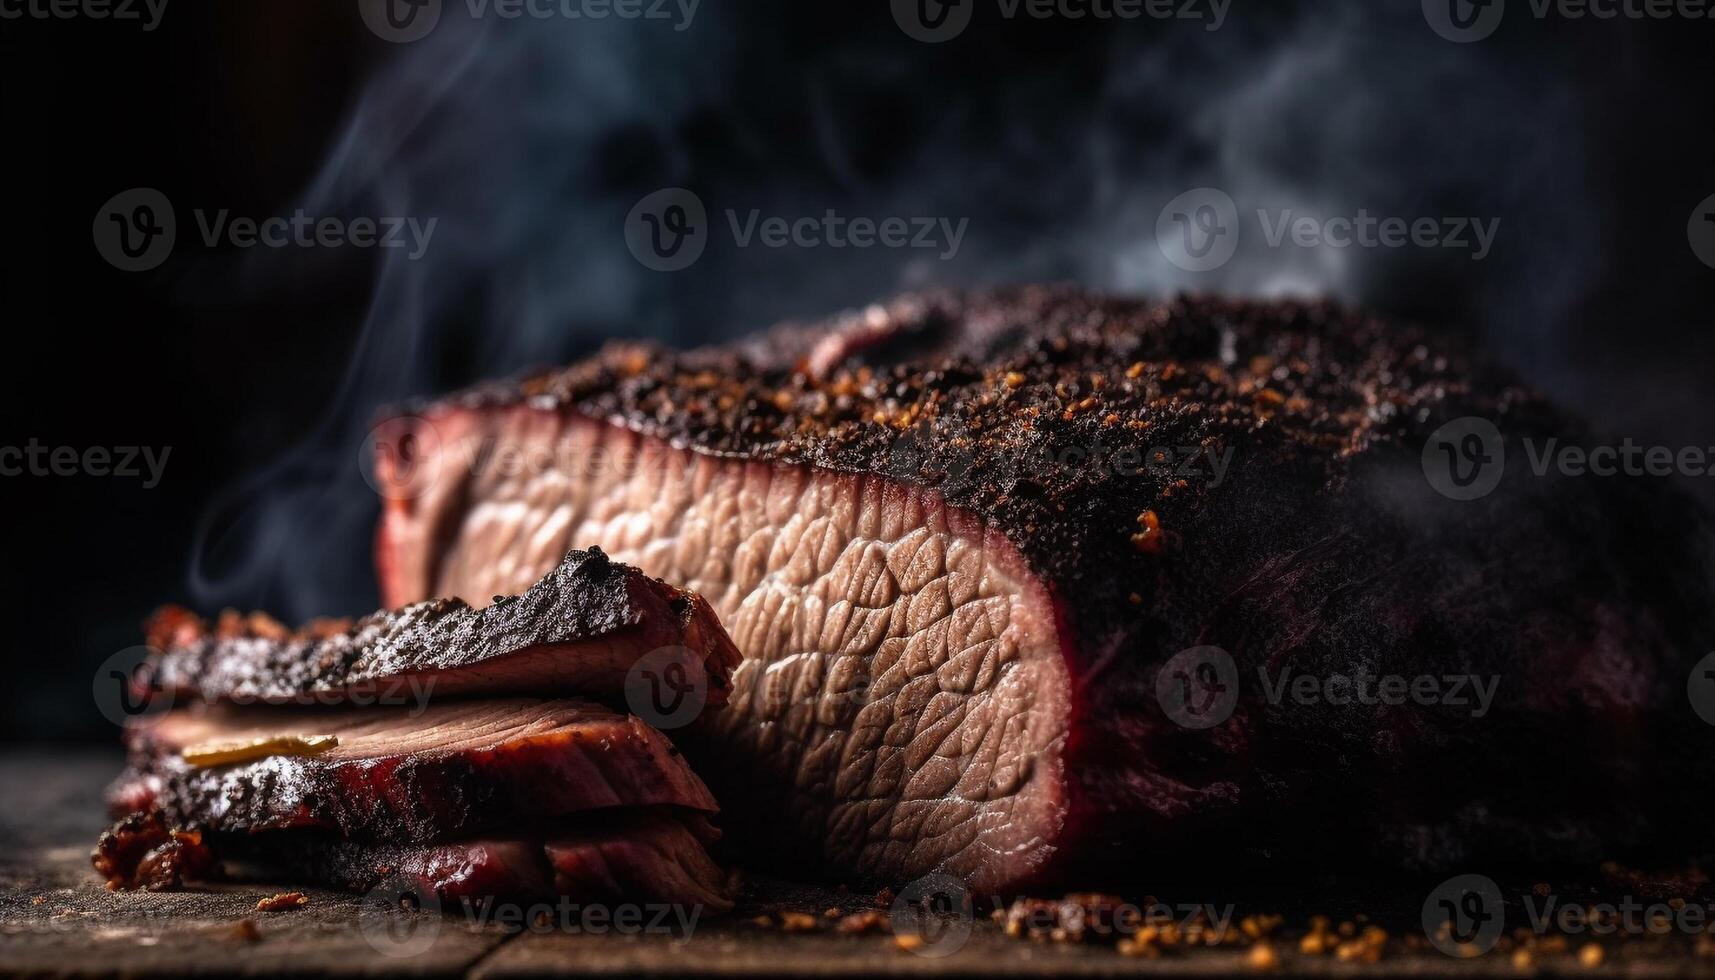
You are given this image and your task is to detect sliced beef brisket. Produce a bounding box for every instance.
[113,699,717,840]
[372,286,1715,891]
[138,548,738,710]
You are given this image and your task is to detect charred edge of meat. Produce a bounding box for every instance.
[110,699,719,840]
[136,547,740,708]
[92,811,217,892]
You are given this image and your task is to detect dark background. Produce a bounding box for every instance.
[2,1,1712,742]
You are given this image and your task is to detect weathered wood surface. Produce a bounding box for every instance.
[2,751,1711,978]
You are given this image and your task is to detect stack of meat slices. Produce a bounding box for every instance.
[97,548,741,911]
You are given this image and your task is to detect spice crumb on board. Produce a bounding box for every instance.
[836,910,889,935]
[1246,942,1280,971]
[254,891,308,912]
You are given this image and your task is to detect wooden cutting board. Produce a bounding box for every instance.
[3,751,1709,978]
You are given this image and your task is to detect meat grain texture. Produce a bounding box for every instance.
[374,287,1714,893]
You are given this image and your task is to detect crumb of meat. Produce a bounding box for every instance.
[836,910,890,935]
[230,918,262,942]
[1001,893,1135,943]
[91,811,215,891]
[255,892,309,912]
[872,887,896,909]
[1247,942,1280,971]
[778,912,819,932]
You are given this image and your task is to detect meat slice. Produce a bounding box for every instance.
[138,547,739,710]
[111,699,717,841]
[219,813,733,910]
[372,287,1715,892]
